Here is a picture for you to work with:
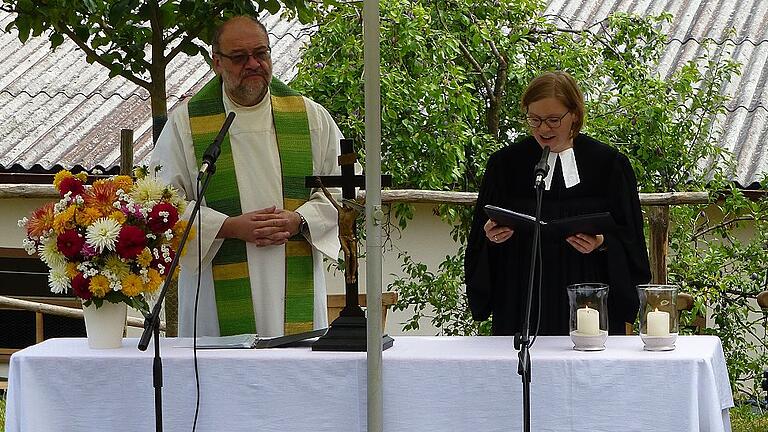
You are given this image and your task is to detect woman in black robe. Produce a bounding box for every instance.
[465,71,651,336]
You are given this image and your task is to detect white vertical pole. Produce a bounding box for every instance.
[363,0,384,430]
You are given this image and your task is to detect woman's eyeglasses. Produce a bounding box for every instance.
[526,111,569,128]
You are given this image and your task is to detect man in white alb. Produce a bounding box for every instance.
[150,15,342,337]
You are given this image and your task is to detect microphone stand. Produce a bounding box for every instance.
[138,165,216,432]
[515,170,546,432]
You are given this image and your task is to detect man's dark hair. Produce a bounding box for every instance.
[212,16,268,53]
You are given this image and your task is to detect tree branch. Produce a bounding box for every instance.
[486,38,507,138]
[58,26,150,89]
[692,216,758,239]
[434,8,493,97]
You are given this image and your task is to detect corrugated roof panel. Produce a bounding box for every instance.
[0,10,312,173]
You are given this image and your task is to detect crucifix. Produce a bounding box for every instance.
[306,138,393,351]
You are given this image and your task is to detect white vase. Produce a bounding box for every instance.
[82,300,127,349]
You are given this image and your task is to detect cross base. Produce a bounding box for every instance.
[312,315,394,351]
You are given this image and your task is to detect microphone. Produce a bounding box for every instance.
[533,146,551,189]
[198,112,236,179]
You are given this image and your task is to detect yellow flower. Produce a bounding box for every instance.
[89,275,110,297]
[137,248,153,268]
[146,269,163,293]
[75,172,88,183]
[121,273,144,297]
[104,255,130,280]
[53,170,73,190]
[172,221,194,253]
[53,206,76,233]
[109,211,127,225]
[113,175,134,192]
[77,207,103,227]
[65,262,79,279]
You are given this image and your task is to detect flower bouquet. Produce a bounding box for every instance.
[19,167,189,315]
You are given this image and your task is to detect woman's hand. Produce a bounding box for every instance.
[484,219,514,244]
[566,233,604,254]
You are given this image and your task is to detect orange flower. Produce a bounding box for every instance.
[26,202,55,238]
[52,206,76,233]
[112,175,133,192]
[77,207,103,226]
[84,180,118,216]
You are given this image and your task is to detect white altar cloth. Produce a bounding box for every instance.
[5,335,733,432]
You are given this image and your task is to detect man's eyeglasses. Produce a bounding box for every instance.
[215,48,271,66]
[525,111,569,129]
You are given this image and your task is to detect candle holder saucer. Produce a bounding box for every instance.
[569,330,608,351]
[639,333,677,351]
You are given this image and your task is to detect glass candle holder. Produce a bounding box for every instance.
[637,284,678,351]
[567,283,609,351]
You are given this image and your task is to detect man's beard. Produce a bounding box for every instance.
[222,73,268,106]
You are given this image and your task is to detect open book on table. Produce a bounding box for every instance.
[175,328,328,349]
[484,205,617,238]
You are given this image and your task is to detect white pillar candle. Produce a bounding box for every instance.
[646,308,670,336]
[576,306,600,336]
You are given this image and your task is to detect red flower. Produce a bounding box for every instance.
[116,225,146,259]
[147,203,179,234]
[58,176,85,197]
[71,273,92,300]
[56,229,85,259]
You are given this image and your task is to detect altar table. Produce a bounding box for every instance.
[5,335,733,431]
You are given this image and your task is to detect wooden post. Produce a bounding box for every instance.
[647,206,670,284]
[35,312,44,343]
[120,129,134,176]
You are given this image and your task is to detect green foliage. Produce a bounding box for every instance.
[389,246,491,335]
[295,0,767,399]
[84,291,150,314]
[668,184,768,397]
[729,404,768,432]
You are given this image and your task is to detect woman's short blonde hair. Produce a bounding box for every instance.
[521,71,585,136]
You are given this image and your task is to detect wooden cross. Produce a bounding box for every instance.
[305,139,392,316]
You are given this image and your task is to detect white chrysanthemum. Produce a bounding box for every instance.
[39,236,66,268]
[85,218,122,253]
[131,176,164,204]
[17,217,28,228]
[48,264,70,294]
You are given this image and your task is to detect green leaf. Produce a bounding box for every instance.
[49,32,64,48]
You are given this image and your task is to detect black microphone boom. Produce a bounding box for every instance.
[533,146,551,189]
[198,112,236,179]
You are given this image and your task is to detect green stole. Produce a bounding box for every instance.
[188,76,315,336]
